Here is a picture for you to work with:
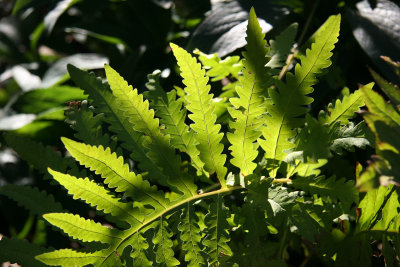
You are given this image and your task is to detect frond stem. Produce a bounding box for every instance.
[272,178,292,184]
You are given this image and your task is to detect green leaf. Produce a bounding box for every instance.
[0,237,50,267]
[178,202,205,266]
[48,168,143,227]
[44,213,123,244]
[146,70,206,176]
[318,85,367,126]
[105,64,196,196]
[130,232,152,267]
[171,43,227,186]
[0,185,63,216]
[152,217,180,266]
[227,8,271,176]
[329,121,371,155]
[36,249,105,267]
[259,14,341,177]
[203,194,232,265]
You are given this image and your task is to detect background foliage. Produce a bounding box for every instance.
[1,0,400,266]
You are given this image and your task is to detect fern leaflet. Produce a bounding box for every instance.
[318,86,367,126]
[227,8,271,176]
[178,202,205,266]
[43,213,123,243]
[36,249,106,266]
[62,137,168,210]
[203,194,232,265]
[130,232,152,266]
[48,169,142,226]
[171,43,227,186]
[153,216,180,266]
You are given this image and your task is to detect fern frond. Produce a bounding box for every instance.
[67,65,167,186]
[48,168,142,226]
[227,8,271,176]
[178,202,205,266]
[35,249,106,267]
[130,232,152,266]
[267,23,298,69]
[292,176,358,209]
[146,70,206,177]
[0,185,63,215]
[152,217,180,266]
[0,237,50,267]
[44,213,123,244]
[62,137,168,211]
[105,65,197,196]
[258,14,341,177]
[203,194,232,265]
[318,85,367,126]
[171,43,227,186]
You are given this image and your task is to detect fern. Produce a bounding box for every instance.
[178,202,205,266]
[318,85,366,126]
[227,8,271,176]
[2,8,396,267]
[258,14,341,177]
[43,213,123,243]
[203,194,232,265]
[171,43,227,186]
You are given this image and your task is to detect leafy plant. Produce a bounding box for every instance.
[1,7,399,267]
